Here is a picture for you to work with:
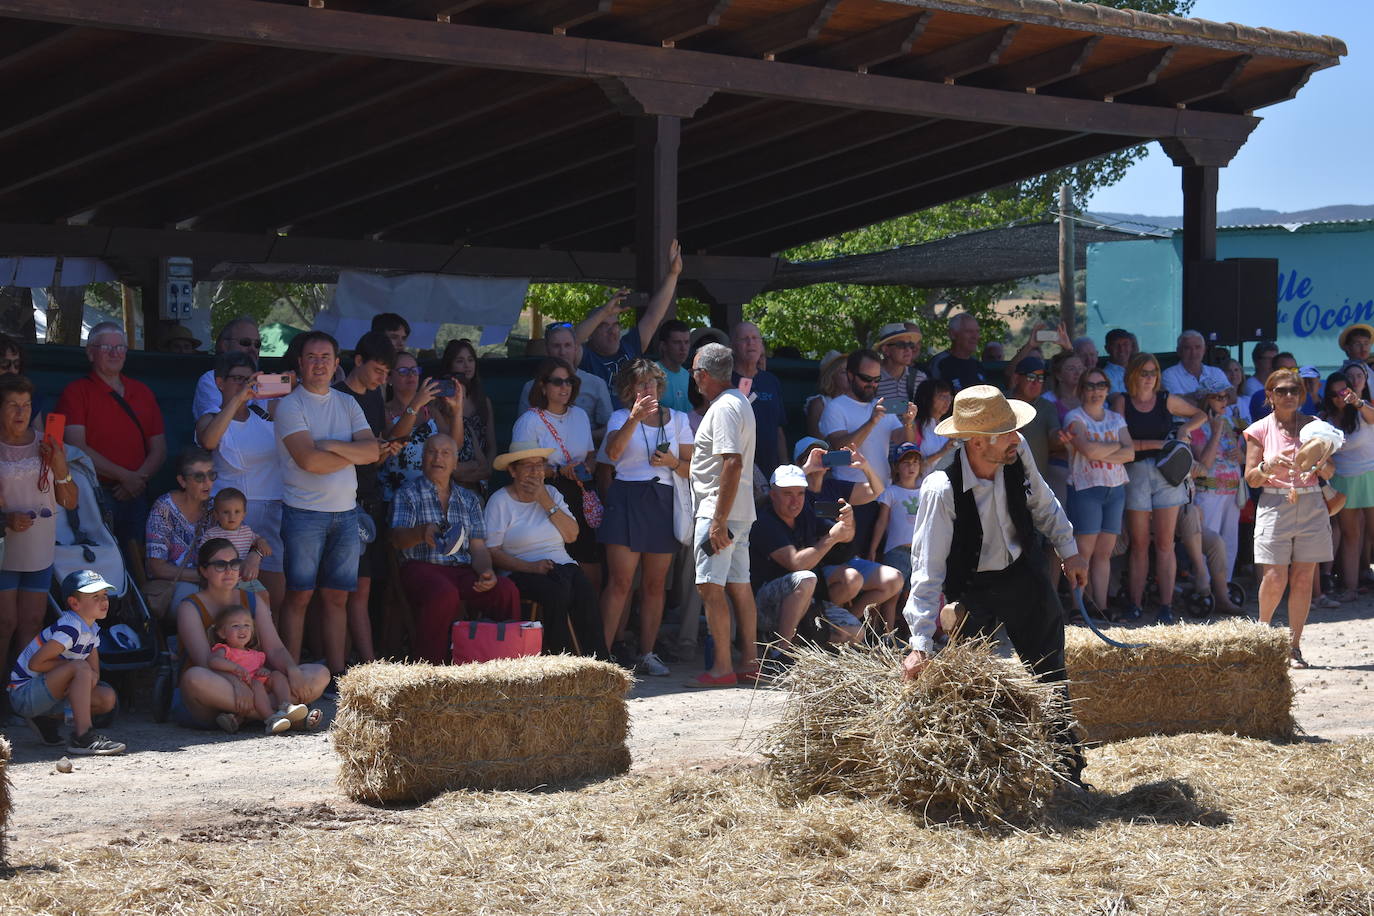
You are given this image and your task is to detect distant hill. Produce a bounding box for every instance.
[1086,204,1374,234]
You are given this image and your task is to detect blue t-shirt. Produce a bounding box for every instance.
[735,369,786,475]
[580,330,642,386]
[659,363,691,414]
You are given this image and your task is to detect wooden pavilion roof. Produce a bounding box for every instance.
[0,0,1344,283]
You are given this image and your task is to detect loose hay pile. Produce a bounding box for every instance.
[0,733,10,864]
[763,637,1070,825]
[332,656,633,803]
[1066,619,1294,743]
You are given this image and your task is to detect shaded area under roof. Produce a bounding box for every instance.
[768,220,1150,289]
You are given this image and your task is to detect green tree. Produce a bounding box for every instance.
[524,282,711,330]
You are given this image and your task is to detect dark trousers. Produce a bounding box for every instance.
[399,562,521,665]
[97,482,149,551]
[508,563,608,659]
[959,550,1085,780]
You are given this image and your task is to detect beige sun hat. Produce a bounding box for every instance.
[871,322,922,348]
[934,385,1038,438]
[493,440,555,472]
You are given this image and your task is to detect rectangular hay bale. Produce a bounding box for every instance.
[1065,619,1294,743]
[332,657,634,803]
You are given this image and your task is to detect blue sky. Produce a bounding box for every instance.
[1086,0,1370,216]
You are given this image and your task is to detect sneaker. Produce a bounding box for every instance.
[67,730,125,756]
[635,651,670,677]
[27,715,64,747]
[1316,594,1342,610]
[215,713,241,734]
[1330,589,1358,604]
[265,714,292,735]
[1119,605,1144,622]
[281,703,309,725]
[1154,605,1176,625]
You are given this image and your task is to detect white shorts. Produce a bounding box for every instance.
[693,516,751,586]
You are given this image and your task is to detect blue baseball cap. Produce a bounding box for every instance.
[1013,355,1046,375]
[62,569,114,601]
[891,442,922,464]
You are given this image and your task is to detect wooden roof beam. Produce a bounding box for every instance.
[0,20,73,75]
[1193,64,1316,114]
[1042,46,1174,101]
[1117,54,1250,107]
[960,36,1100,92]
[698,0,839,60]
[881,25,1019,82]
[481,0,615,35]
[791,12,931,73]
[592,0,731,47]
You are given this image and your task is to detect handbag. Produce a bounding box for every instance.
[451,620,543,664]
[536,409,603,529]
[1155,438,1193,488]
[671,473,695,544]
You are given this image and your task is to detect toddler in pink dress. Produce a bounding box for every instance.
[207,605,309,735]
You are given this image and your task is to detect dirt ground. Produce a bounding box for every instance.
[3,597,1372,855]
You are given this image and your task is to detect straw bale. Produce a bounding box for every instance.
[332,657,634,803]
[0,734,9,864]
[763,637,1070,826]
[1065,619,1294,743]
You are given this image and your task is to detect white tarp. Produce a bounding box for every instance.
[0,257,117,287]
[315,271,529,349]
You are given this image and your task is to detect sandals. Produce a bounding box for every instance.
[293,708,324,731]
[1291,646,1311,669]
[215,713,241,734]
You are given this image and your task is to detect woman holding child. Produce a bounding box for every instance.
[172,538,328,731]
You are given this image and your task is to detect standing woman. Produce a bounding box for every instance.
[1180,378,1246,584]
[442,338,496,494]
[597,360,693,675]
[0,375,78,699]
[379,351,444,500]
[1042,351,1086,505]
[1109,353,1199,623]
[1244,368,1334,668]
[1321,370,1374,603]
[805,351,850,440]
[1059,367,1132,614]
[512,358,601,590]
[912,378,957,480]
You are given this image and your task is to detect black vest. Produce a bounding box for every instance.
[943,448,1039,601]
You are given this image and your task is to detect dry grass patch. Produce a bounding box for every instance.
[5,734,1374,914]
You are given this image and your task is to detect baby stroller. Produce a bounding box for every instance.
[46,445,169,714]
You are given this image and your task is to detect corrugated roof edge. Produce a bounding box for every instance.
[889,0,1347,61]
[1213,219,1374,233]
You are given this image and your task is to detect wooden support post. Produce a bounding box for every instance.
[1179,165,1218,325]
[121,283,137,346]
[635,114,679,307]
[1058,183,1075,339]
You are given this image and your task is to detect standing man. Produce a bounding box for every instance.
[655,319,692,414]
[58,321,167,547]
[927,313,987,392]
[730,321,787,476]
[274,331,378,695]
[872,323,927,403]
[686,343,759,688]
[1339,323,1373,368]
[1162,329,1229,401]
[575,240,683,385]
[901,385,1089,786]
[333,331,402,667]
[1241,340,1278,399]
[1006,356,1061,477]
[193,316,263,419]
[519,323,613,442]
[1102,328,1137,396]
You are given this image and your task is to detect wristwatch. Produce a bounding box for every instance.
[405,406,418,416]
[54,474,73,485]
[546,506,558,518]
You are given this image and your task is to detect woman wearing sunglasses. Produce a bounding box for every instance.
[0,374,77,716]
[171,538,328,731]
[145,446,216,613]
[1244,368,1335,668]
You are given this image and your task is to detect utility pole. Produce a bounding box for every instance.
[1058,184,1076,340]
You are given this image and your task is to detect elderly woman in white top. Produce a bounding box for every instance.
[596,359,693,675]
[196,351,285,611]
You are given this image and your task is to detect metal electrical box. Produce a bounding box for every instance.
[160,257,194,321]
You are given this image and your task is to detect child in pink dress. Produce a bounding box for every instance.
[207,605,309,735]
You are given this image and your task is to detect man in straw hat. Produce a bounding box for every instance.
[901,385,1088,783]
[1339,322,1374,368]
[872,322,926,404]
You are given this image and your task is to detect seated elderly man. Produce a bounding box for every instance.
[749,464,903,650]
[390,434,520,664]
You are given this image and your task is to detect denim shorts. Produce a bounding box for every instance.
[169,686,218,730]
[281,505,361,593]
[244,499,284,574]
[0,563,54,593]
[1066,485,1127,536]
[820,557,883,583]
[1124,460,1188,513]
[9,674,63,719]
[693,517,751,586]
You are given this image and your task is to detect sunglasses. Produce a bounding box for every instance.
[394,366,421,376]
[202,558,243,573]
[1272,387,1302,397]
[1082,381,1110,391]
[1020,373,1045,382]
[183,470,219,483]
[545,376,574,387]
[24,508,53,519]
[851,371,881,384]
[1138,369,1159,377]
[0,358,19,372]
[547,322,573,331]
[231,338,262,349]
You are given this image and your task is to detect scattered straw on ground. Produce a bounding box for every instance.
[4,734,1374,913]
[0,734,10,864]
[333,657,634,803]
[1066,619,1294,742]
[764,637,1068,826]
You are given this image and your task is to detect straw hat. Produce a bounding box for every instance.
[933,385,1037,438]
[157,323,201,350]
[1340,323,1374,349]
[493,440,554,472]
[872,322,921,348]
[818,349,845,373]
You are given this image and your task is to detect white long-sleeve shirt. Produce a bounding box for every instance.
[902,433,1077,654]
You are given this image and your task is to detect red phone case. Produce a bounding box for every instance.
[44,412,66,446]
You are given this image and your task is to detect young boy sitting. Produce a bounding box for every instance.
[8,569,126,755]
[199,488,273,593]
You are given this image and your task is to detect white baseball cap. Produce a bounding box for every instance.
[770,465,808,488]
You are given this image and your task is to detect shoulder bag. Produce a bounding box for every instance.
[536,409,603,529]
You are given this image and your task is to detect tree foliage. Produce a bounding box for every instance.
[525,282,712,330]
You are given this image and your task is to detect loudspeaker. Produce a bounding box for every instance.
[1184,258,1279,345]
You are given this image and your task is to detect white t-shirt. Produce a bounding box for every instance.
[1334,415,1374,477]
[484,485,574,567]
[193,369,268,420]
[819,394,902,485]
[879,484,922,550]
[917,419,952,483]
[691,389,757,524]
[512,407,594,467]
[205,409,283,502]
[274,386,369,512]
[517,370,614,431]
[598,408,692,484]
[1063,406,1130,490]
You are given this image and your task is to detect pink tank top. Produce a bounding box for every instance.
[1244,413,1317,488]
[212,643,267,677]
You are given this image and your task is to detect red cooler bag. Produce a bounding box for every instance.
[451,620,543,664]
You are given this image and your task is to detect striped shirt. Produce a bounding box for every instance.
[9,611,99,689]
[390,476,486,567]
